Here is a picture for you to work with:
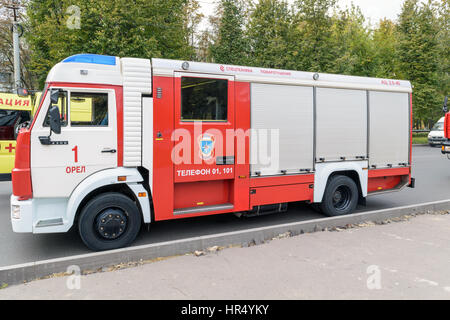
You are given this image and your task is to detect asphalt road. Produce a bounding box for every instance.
[3,213,449,299]
[0,145,448,267]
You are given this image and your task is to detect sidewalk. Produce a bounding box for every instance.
[1,213,450,300]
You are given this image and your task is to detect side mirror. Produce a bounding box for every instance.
[16,87,28,97]
[50,89,60,105]
[49,105,61,134]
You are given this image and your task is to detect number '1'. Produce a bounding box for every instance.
[72,146,78,163]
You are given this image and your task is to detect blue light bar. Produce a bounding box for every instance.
[63,54,116,66]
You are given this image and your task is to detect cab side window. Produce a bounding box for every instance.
[70,92,108,126]
[44,90,68,127]
[181,77,228,121]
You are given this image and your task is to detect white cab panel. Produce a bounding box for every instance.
[316,88,367,162]
[250,83,314,176]
[46,58,122,86]
[31,87,118,198]
[369,91,410,168]
[121,58,152,167]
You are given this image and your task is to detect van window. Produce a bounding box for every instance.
[181,77,228,121]
[0,110,20,127]
[70,92,108,126]
[0,110,31,140]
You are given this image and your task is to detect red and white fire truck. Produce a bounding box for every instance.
[11,54,414,251]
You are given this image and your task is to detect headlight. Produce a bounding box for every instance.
[12,205,20,219]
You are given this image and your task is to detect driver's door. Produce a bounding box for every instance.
[31,87,118,198]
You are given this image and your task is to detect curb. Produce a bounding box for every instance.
[2,199,450,287]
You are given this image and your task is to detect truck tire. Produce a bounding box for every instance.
[78,192,142,251]
[320,175,358,217]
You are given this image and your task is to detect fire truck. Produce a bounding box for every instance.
[441,97,450,155]
[11,54,414,251]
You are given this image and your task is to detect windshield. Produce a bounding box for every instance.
[432,122,444,131]
[37,83,48,110]
[0,110,19,127]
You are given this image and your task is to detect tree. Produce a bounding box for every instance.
[328,5,375,77]
[26,0,194,87]
[209,0,249,65]
[0,0,37,90]
[436,0,449,101]
[184,0,204,60]
[247,0,295,69]
[292,0,336,72]
[397,0,441,127]
[372,18,400,79]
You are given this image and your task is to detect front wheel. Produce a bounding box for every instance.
[320,175,359,217]
[78,192,142,251]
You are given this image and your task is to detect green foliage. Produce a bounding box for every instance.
[292,0,336,72]
[327,5,375,76]
[205,0,448,127]
[436,0,449,100]
[26,0,193,87]
[397,0,441,126]
[23,0,449,126]
[247,0,294,69]
[209,0,249,65]
[372,19,400,79]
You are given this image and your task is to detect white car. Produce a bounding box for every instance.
[428,117,446,146]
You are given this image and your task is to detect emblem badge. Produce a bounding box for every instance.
[198,133,215,160]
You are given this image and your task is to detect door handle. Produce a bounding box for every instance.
[102,148,117,154]
[216,156,235,165]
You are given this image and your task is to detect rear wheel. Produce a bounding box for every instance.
[320,175,358,217]
[78,192,141,251]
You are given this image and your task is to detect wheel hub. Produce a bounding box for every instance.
[95,209,128,240]
[333,191,343,202]
[332,186,351,210]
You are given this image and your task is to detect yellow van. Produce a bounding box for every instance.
[0,92,34,181]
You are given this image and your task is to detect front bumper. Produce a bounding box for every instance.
[441,140,450,154]
[429,137,446,145]
[10,195,33,233]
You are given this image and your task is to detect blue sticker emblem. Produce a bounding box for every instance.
[198,133,215,160]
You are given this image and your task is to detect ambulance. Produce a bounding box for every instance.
[0,92,34,181]
[11,54,414,251]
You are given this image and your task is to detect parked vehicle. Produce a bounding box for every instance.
[428,117,446,146]
[439,97,450,155]
[10,54,415,251]
[0,92,34,181]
